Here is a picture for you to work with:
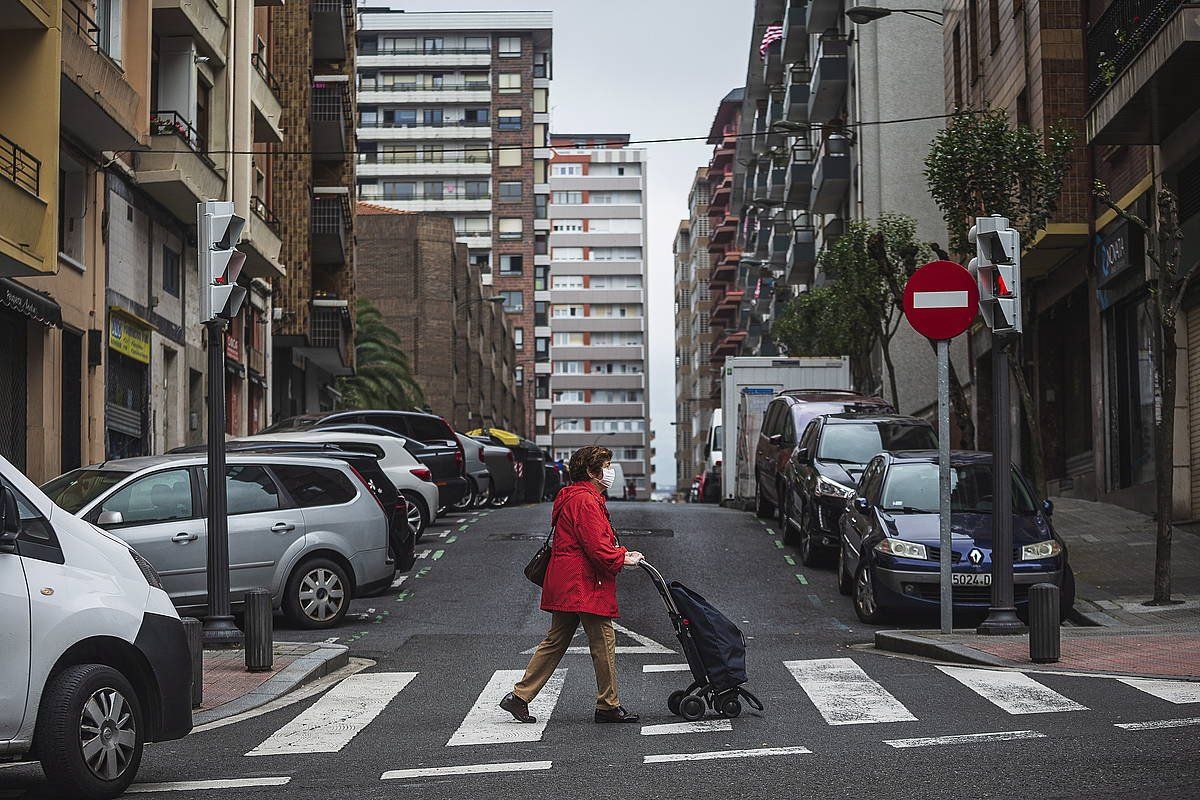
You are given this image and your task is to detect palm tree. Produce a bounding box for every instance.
[335,299,425,410]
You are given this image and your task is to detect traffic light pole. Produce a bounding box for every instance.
[978,330,1024,634]
[202,318,241,647]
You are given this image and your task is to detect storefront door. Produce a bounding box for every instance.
[1108,295,1155,489]
[0,312,27,469]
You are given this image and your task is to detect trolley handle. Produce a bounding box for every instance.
[637,560,681,617]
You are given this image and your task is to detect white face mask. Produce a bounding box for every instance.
[598,467,616,489]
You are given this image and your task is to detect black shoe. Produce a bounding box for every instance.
[500,692,536,723]
[594,706,640,723]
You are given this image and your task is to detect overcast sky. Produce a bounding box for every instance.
[367,1,754,490]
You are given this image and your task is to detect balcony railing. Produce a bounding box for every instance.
[0,133,40,197]
[359,188,491,201]
[311,197,348,234]
[251,52,281,95]
[310,302,350,350]
[358,80,492,92]
[357,119,491,129]
[251,195,279,232]
[313,83,350,121]
[1087,0,1184,100]
[364,46,492,55]
[150,110,214,167]
[357,151,491,165]
[63,0,118,64]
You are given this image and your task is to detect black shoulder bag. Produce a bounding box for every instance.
[524,512,557,587]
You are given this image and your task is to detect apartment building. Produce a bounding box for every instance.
[674,167,715,489]
[548,134,651,499]
[354,8,553,439]
[271,0,357,420]
[706,88,744,393]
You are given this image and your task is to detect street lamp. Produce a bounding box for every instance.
[592,432,616,445]
[845,6,945,25]
[456,295,506,312]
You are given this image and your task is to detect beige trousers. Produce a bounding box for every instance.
[513,611,620,711]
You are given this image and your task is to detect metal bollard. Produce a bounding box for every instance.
[243,589,274,672]
[181,617,203,709]
[1028,583,1060,664]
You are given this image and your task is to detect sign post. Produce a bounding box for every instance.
[903,260,979,634]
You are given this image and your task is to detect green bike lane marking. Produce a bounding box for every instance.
[431,550,445,561]
[796,573,808,585]
[784,555,796,566]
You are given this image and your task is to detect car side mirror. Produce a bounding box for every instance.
[1042,498,1054,517]
[96,509,124,527]
[767,433,782,445]
[854,496,870,513]
[0,487,19,552]
[703,443,711,457]
[795,447,810,463]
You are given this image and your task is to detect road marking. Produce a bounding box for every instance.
[784,555,796,565]
[807,594,822,608]
[913,290,969,308]
[644,746,811,764]
[795,573,807,584]
[773,540,784,549]
[129,777,291,793]
[764,527,777,536]
[785,658,917,725]
[936,666,1088,715]
[448,669,566,746]
[643,663,692,673]
[526,623,674,655]
[415,549,432,559]
[390,574,408,589]
[432,549,445,560]
[447,535,458,543]
[884,730,1046,748]
[459,524,470,531]
[247,672,417,756]
[641,720,732,736]
[382,761,552,781]
[1116,716,1200,730]
[1118,677,1200,704]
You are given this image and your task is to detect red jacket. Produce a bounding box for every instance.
[540,482,627,618]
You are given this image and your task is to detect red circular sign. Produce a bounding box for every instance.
[902,260,979,341]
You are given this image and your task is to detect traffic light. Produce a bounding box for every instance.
[197,200,248,323]
[967,215,1021,334]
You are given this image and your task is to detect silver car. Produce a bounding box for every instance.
[41,453,394,629]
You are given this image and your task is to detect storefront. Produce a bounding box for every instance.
[106,307,152,459]
[0,278,62,470]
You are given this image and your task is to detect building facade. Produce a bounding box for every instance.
[354,9,553,439]
[674,168,715,489]
[547,134,651,499]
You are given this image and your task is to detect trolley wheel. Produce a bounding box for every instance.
[720,696,743,718]
[679,695,705,722]
[667,690,688,716]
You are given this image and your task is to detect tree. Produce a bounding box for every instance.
[923,107,1075,489]
[1094,182,1189,605]
[335,299,425,411]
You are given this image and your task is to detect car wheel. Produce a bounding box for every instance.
[401,492,429,541]
[474,480,492,507]
[799,506,822,567]
[452,480,475,511]
[854,565,886,624]
[781,493,800,546]
[837,546,854,596]
[490,493,511,508]
[777,481,788,528]
[284,557,351,629]
[36,664,144,800]
[754,478,776,519]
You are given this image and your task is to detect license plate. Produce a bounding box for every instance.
[951,573,992,586]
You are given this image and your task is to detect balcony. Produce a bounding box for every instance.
[709,216,737,245]
[787,224,817,285]
[312,0,350,62]
[356,185,492,213]
[243,195,283,280]
[766,90,787,148]
[783,0,809,61]
[712,290,744,321]
[808,36,849,123]
[0,132,51,276]
[356,82,492,106]
[1086,0,1200,144]
[312,195,349,265]
[762,37,784,87]
[769,221,792,268]
[152,0,228,64]
[711,330,747,361]
[60,0,145,151]
[806,0,841,33]
[308,299,353,375]
[135,111,225,220]
[810,133,852,214]
[767,163,788,203]
[250,52,283,144]
[784,69,811,123]
[786,152,814,207]
[313,80,351,161]
[357,45,493,70]
[356,119,493,141]
[709,252,738,286]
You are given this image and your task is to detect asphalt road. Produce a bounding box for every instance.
[5,500,1199,799]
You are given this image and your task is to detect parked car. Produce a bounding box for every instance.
[701,409,723,503]
[754,390,894,519]
[472,437,518,507]
[469,428,546,504]
[241,431,439,543]
[0,455,191,799]
[837,450,1075,623]
[42,453,395,629]
[261,411,469,511]
[455,432,493,509]
[544,461,564,500]
[781,413,936,565]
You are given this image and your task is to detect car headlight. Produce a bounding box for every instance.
[128,547,165,590]
[816,475,856,499]
[1020,540,1063,561]
[874,538,930,560]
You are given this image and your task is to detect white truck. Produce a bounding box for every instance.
[720,356,852,504]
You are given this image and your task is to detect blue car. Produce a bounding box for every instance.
[837,450,1075,623]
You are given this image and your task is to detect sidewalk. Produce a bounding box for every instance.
[193,641,349,727]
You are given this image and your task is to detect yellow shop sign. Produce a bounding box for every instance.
[109,309,152,364]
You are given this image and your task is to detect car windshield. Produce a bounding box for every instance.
[711,426,722,452]
[880,463,1037,514]
[817,421,936,464]
[41,469,133,513]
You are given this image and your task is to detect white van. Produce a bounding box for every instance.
[0,456,191,798]
[701,409,723,502]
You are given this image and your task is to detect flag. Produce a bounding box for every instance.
[759,24,784,59]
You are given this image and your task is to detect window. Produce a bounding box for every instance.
[514,327,524,349]
[422,109,443,126]
[535,194,548,219]
[163,245,180,297]
[464,107,489,125]
[459,216,489,234]
[500,290,523,312]
[534,300,549,325]
[587,218,641,233]
[554,418,583,432]
[99,469,193,526]
[554,390,585,403]
[498,73,521,93]
[988,0,1001,51]
[551,163,583,176]
[534,158,548,183]
[534,124,548,148]
[498,217,523,240]
[535,336,550,359]
[533,50,550,78]
[499,181,523,202]
[425,180,444,200]
[553,247,583,261]
[225,465,282,514]
[553,331,584,345]
[463,72,489,88]
[58,153,86,266]
[967,0,979,83]
[552,304,583,318]
[498,147,521,167]
[465,180,489,200]
[552,191,583,205]
[423,37,444,53]
[498,36,522,56]
[553,219,583,232]
[422,144,443,163]
[497,109,522,131]
[499,254,523,275]
[952,25,963,108]
[551,275,584,289]
[534,264,549,290]
[534,88,548,113]
[464,36,489,52]
[554,361,583,375]
[274,465,357,507]
[515,366,524,386]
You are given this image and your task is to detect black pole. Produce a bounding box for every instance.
[978,332,1024,634]
[202,319,242,647]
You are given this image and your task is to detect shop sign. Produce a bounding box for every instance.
[225,331,242,360]
[1095,220,1143,287]
[109,310,151,364]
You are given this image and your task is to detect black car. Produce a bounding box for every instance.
[837,450,1075,623]
[782,413,937,566]
[262,411,469,511]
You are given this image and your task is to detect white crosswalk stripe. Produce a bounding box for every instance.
[1118,677,1200,704]
[784,658,917,725]
[247,672,417,756]
[448,669,567,746]
[936,666,1088,715]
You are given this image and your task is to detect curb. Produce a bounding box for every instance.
[192,642,350,727]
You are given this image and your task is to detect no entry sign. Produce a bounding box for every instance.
[902,260,979,341]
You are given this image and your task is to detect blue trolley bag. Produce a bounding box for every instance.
[667,581,748,692]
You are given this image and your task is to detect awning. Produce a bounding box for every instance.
[0,278,61,328]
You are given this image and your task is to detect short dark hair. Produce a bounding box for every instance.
[568,446,612,482]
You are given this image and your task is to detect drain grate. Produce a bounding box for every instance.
[487,528,673,541]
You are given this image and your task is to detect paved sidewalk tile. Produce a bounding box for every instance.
[195,641,349,724]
